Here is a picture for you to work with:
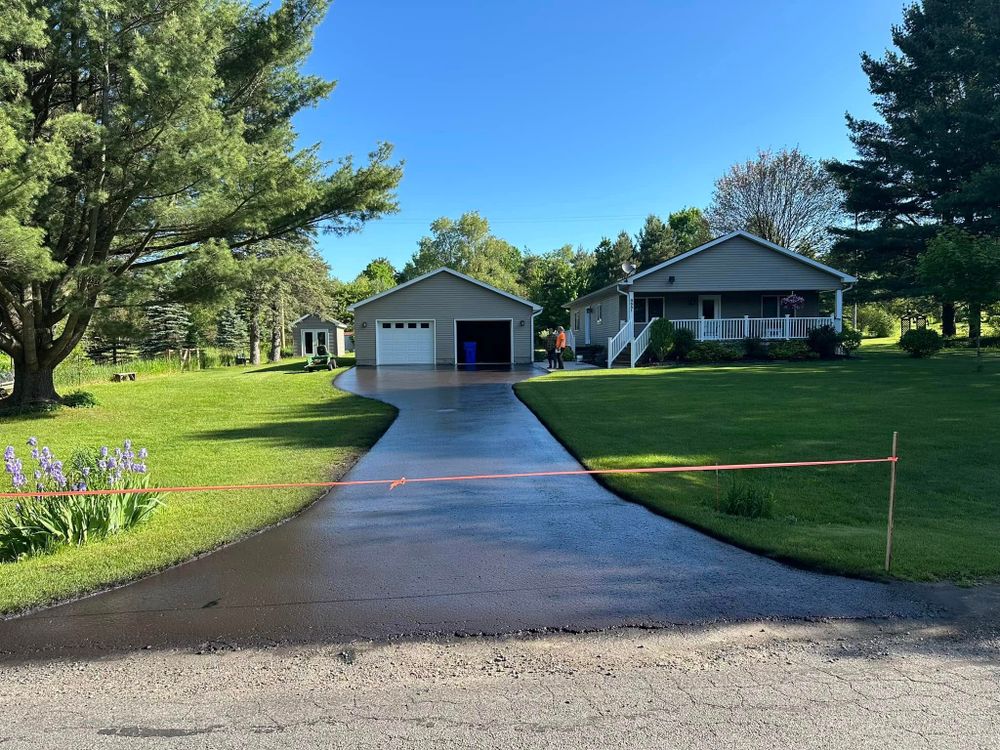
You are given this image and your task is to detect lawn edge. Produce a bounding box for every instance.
[513,374,899,584]
[0,368,398,619]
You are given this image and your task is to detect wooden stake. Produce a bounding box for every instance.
[884,431,899,573]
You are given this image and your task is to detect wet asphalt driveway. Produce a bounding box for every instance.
[0,366,928,658]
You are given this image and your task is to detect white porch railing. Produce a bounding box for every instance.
[670,315,836,342]
[631,318,658,367]
[607,323,633,368]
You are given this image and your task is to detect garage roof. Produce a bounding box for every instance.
[348,267,543,313]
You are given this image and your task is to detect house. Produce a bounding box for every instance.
[291,314,348,357]
[564,230,857,368]
[348,267,543,366]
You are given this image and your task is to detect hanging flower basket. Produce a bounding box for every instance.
[780,293,805,312]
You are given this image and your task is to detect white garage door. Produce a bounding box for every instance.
[376,321,435,365]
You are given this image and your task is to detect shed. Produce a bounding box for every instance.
[291,314,347,357]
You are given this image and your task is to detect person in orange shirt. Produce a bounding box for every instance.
[554,326,567,369]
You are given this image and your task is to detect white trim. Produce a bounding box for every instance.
[291,313,347,328]
[629,230,857,284]
[453,318,515,366]
[300,328,331,356]
[375,318,436,365]
[348,267,542,312]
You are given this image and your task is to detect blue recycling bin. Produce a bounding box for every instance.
[463,341,477,364]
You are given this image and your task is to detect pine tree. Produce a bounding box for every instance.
[589,231,636,290]
[142,304,192,357]
[826,0,1000,332]
[216,308,247,352]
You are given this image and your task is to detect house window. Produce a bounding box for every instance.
[382,323,391,328]
[633,297,665,324]
[574,311,581,330]
[419,322,430,328]
[596,304,603,323]
[762,294,797,317]
[407,322,417,328]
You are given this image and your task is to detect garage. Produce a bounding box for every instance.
[376,321,435,365]
[349,268,542,367]
[455,320,512,365]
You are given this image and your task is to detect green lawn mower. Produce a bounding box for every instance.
[304,345,337,371]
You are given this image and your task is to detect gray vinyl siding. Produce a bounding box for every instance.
[631,235,846,292]
[292,315,347,356]
[567,288,624,349]
[637,291,823,320]
[353,272,536,365]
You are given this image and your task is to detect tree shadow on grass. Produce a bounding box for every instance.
[194,399,396,452]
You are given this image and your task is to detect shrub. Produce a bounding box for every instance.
[807,324,841,358]
[62,391,98,408]
[839,327,863,357]
[561,346,575,362]
[199,349,219,369]
[670,328,697,360]
[647,319,675,361]
[741,336,769,360]
[768,340,815,360]
[899,328,943,358]
[857,305,895,338]
[1,438,163,562]
[687,342,743,363]
[721,479,775,519]
[219,350,236,367]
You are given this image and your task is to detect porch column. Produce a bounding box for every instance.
[834,288,844,332]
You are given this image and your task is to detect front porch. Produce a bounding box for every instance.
[609,314,840,368]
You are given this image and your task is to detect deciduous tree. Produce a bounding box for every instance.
[400,213,523,294]
[919,229,1000,353]
[707,148,842,256]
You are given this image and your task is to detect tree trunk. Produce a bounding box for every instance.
[248,315,261,365]
[268,315,282,363]
[942,302,956,337]
[969,302,982,354]
[7,360,59,408]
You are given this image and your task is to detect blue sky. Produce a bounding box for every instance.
[296,0,905,280]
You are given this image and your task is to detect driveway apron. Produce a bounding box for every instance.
[0,366,927,658]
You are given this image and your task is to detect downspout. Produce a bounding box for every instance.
[531,309,541,365]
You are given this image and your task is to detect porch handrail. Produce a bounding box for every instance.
[630,317,658,367]
[607,322,633,368]
[669,315,836,342]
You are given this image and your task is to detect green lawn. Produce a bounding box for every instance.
[0,356,395,614]
[516,340,1000,582]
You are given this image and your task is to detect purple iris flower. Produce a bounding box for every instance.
[27,437,37,447]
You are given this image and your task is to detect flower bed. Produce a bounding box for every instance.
[1,439,162,562]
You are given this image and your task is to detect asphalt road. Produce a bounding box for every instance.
[3,620,998,749]
[0,366,930,659]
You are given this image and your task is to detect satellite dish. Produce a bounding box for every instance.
[621,261,636,277]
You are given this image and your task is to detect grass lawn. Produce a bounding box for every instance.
[0,356,395,614]
[516,340,1000,582]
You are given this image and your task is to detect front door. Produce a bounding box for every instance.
[698,295,723,339]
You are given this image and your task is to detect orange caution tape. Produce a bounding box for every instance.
[0,456,897,499]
